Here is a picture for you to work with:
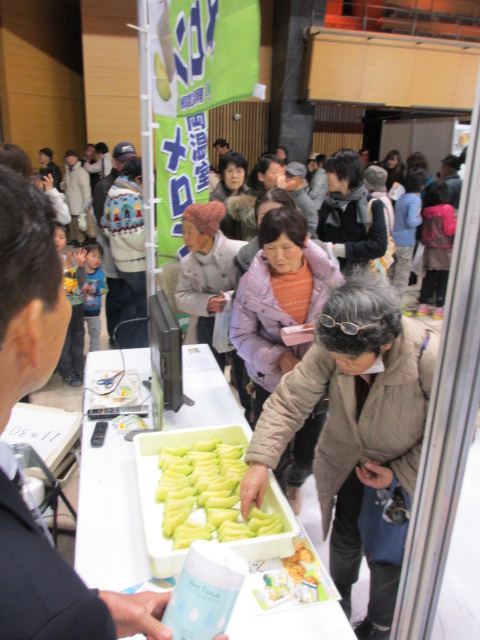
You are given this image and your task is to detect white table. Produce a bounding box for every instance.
[75,346,355,639]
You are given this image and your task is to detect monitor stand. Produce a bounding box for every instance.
[151,371,164,431]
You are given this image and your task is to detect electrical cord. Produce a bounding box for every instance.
[81,317,149,417]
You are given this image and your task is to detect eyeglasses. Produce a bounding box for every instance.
[318,314,379,336]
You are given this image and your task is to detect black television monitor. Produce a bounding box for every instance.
[148,290,183,426]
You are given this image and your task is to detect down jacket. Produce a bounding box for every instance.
[230,240,343,393]
[245,317,438,537]
[175,231,246,317]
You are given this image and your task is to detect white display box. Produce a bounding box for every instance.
[134,424,300,578]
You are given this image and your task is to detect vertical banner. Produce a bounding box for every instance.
[150,0,260,117]
[156,111,209,261]
[150,0,261,263]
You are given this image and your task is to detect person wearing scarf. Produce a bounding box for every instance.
[316,149,387,271]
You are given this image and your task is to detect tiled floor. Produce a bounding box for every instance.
[29,283,480,637]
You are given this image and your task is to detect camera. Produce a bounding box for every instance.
[377,487,409,526]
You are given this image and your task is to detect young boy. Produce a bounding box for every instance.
[83,243,107,352]
[54,222,86,386]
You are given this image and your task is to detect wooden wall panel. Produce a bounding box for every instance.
[304,30,480,110]
[311,105,365,157]
[81,0,140,151]
[208,101,270,171]
[0,0,85,169]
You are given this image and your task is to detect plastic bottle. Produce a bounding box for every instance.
[162,540,249,639]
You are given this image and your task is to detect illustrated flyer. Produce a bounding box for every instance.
[247,525,340,615]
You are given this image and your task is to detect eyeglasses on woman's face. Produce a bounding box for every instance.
[318,313,379,336]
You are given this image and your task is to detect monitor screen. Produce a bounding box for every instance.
[148,290,183,416]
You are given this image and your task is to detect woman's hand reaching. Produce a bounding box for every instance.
[240,463,269,519]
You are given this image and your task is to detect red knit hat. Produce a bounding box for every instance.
[182,201,226,237]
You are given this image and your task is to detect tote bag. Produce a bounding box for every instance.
[357,476,411,565]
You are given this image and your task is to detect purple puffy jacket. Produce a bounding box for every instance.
[230,240,343,392]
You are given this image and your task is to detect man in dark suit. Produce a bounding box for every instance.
[0,164,173,640]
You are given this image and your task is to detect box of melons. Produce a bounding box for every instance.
[134,424,300,578]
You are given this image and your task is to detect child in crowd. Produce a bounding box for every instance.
[54,222,86,387]
[83,243,107,351]
[390,168,427,312]
[416,181,457,320]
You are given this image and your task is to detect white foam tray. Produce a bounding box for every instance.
[134,424,300,578]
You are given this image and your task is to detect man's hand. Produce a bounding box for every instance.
[240,462,269,519]
[207,291,227,313]
[98,591,229,640]
[278,350,300,375]
[356,460,393,490]
[98,590,172,640]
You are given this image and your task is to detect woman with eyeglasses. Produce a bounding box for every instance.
[230,206,342,514]
[240,269,438,639]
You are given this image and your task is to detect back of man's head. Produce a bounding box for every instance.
[95,142,109,155]
[0,165,61,348]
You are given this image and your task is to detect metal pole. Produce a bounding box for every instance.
[137,0,157,299]
[392,61,480,639]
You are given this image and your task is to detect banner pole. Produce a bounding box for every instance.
[392,60,480,638]
[137,0,157,299]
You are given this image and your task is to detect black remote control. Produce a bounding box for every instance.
[91,421,108,447]
[87,405,149,420]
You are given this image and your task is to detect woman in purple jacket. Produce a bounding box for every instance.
[230,206,342,513]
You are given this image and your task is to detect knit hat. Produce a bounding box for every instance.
[364,165,388,192]
[182,201,226,237]
[64,149,78,159]
[286,161,307,179]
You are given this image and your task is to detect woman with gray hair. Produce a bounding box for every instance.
[240,269,438,639]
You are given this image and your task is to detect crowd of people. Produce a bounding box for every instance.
[0,137,464,639]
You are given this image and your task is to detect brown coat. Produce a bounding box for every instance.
[245,317,437,538]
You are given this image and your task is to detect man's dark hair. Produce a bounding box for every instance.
[213,138,229,148]
[39,147,53,160]
[85,241,103,256]
[219,152,248,180]
[118,156,142,182]
[316,154,327,166]
[0,143,33,178]
[95,142,109,155]
[424,180,450,207]
[404,169,428,193]
[0,165,62,347]
[258,205,307,249]
[324,149,364,190]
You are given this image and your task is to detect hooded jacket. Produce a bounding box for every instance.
[422,203,456,249]
[230,240,343,392]
[244,317,437,537]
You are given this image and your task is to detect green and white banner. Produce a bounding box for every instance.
[155,111,209,262]
[151,0,260,263]
[150,0,260,117]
